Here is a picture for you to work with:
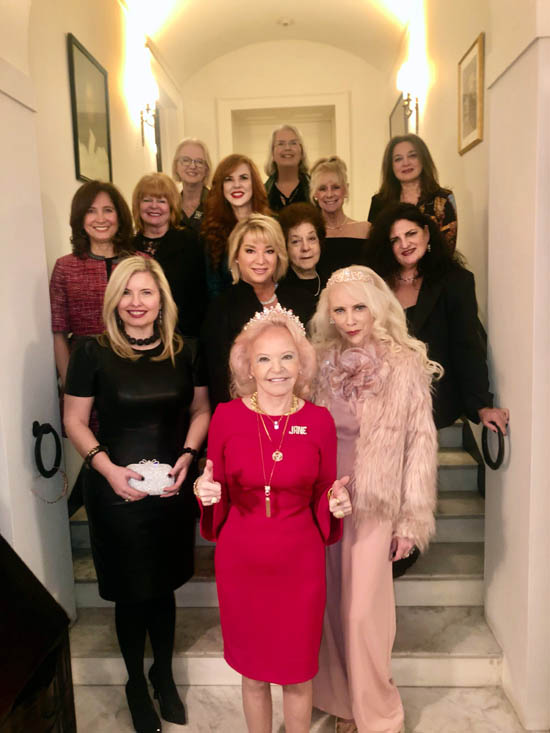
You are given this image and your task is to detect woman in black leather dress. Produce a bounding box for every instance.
[64,256,210,732]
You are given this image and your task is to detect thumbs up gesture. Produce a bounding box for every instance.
[328,476,352,519]
[193,459,222,506]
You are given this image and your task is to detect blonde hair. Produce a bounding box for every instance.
[227,214,288,284]
[100,256,182,363]
[172,137,213,186]
[229,313,316,399]
[132,173,182,233]
[310,266,443,379]
[264,124,310,177]
[309,156,349,204]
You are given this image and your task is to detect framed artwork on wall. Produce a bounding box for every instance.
[389,94,408,138]
[458,32,484,155]
[67,33,113,182]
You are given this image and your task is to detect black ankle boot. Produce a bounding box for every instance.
[125,679,162,733]
[148,665,187,725]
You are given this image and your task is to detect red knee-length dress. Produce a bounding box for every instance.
[200,399,341,684]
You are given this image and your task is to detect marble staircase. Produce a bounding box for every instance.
[69,421,504,694]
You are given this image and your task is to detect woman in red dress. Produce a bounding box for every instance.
[194,305,352,732]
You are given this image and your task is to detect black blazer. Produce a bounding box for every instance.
[202,279,315,411]
[134,228,207,339]
[408,267,493,429]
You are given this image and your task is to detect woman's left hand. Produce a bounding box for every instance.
[328,476,352,519]
[161,453,194,498]
[390,536,415,562]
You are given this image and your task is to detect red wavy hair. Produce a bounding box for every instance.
[201,154,271,268]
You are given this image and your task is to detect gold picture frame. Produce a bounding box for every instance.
[458,33,484,155]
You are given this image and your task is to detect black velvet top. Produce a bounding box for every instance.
[406,267,493,429]
[133,227,207,339]
[317,237,369,283]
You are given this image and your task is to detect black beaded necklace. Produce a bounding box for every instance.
[122,323,159,347]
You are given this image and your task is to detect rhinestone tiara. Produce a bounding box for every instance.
[327,267,372,287]
[243,303,306,334]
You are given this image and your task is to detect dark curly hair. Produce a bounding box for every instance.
[70,180,135,259]
[201,154,271,269]
[278,202,326,245]
[366,203,464,287]
[376,134,450,209]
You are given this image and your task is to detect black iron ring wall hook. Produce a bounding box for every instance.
[482,423,505,470]
[32,421,62,479]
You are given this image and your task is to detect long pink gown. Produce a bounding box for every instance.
[313,396,404,733]
[200,399,342,685]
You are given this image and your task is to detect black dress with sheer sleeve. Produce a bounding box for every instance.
[65,337,206,602]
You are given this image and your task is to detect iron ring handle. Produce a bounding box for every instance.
[482,422,505,470]
[32,421,62,479]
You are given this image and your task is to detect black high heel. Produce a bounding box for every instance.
[125,679,162,733]
[148,665,187,725]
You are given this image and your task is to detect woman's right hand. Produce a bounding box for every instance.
[478,406,510,435]
[194,459,222,506]
[104,464,147,502]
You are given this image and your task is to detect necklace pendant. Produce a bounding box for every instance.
[272,450,283,462]
[274,420,280,430]
[265,486,271,518]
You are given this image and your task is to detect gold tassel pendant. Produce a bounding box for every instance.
[265,485,271,518]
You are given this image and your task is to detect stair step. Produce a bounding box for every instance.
[73,541,484,609]
[437,449,478,492]
[438,421,463,449]
[69,605,501,687]
[434,491,484,542]
[73,684,526,732]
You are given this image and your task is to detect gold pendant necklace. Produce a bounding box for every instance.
[256,411,291,517]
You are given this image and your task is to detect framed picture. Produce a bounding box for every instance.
[67,33,113,182]
[458,33,484,155]
[389,94,407,138]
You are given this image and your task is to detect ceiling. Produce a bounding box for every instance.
[147,0,408,85]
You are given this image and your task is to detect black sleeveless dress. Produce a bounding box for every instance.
[65,338,205,602]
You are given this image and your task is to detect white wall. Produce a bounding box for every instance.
[180,40,389,221]
[420,0,490,319]
[28,0,158,273]
[484,9,550,729]
[0,1,75,616]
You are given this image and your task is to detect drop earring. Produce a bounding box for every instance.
[427,243,431,252]
[329,318,335,325]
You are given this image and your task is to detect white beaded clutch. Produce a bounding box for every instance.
[127,459,175,495]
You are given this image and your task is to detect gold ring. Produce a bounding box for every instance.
[334,510,345,519]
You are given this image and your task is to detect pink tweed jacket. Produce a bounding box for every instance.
[316,344,438,552]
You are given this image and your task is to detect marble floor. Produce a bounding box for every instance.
[74,685,527,732]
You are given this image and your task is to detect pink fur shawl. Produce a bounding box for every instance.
[317,344,437,551]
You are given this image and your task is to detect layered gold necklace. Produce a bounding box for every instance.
[251,391,300,517]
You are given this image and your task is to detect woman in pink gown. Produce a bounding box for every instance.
[310,266,441,733]
[194,304,352,733]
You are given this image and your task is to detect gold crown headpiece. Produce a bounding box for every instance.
[327,268,373,287]
[243,303,306,335]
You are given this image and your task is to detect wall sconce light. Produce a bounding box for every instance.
[402,93,419,133]
[140,103,156,146]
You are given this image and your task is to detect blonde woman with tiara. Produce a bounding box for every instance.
[64,256,210,732]
[310,266,441,733]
